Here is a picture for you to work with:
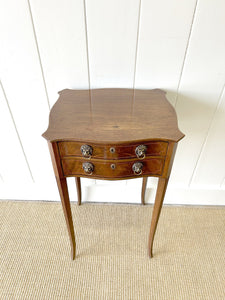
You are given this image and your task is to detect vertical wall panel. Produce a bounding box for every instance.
[135,0,197,104]
[0,0,54,186]
[29,0,95,196]
[0,0,225,204]
[191,87,225,188]
[85,0,140,88]
[170,0,225,187]
[29,0,89,107]
[221,178,225,189]
[0,84,32,184]
[85,0,140,189]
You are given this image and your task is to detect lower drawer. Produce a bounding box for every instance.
[61,157,165,179]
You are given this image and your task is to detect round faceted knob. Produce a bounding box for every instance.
[82,162,94,175]
[132,162,143,175]
[135,145,147,159]
[80,144,93,158]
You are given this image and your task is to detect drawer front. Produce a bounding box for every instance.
[61,157,165,179]
[58,141,168,159]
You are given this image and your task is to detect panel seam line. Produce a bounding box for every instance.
[27,0,51,110]
[220,176,225,188]
[0,80,35,182]
[174,0,199,108]
[189,83,225,187]
[133,0,142,89]
[83,0,95,185]
[83,0,91,89]
[0,173,4,183]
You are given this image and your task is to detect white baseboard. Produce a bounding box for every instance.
[80,184,225,206]
[1,179,225,205]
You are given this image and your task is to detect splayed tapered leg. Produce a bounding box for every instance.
[48,142,76,260]
[141,177,148,205]
[148,177,168,258]
[56,177,76,259]
[75,177,81,205]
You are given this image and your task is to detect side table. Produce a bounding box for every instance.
[42,88,184,259]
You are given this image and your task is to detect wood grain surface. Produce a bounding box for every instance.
[61,157,165,179]
[43,88,184,259]
[58,141,168,159]
[42,89,184,143]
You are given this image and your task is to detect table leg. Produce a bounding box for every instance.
[75,177,81,205]
[56,177,76,260]
[141,177,148,205]
[148,177,168,258]
[48,142,76,260]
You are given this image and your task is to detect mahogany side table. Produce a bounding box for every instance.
[42,88,184,259]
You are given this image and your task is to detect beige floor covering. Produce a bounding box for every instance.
[0,201,224,300]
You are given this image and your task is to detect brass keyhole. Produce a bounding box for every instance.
[111,164,116,170]
[110,147,115,153]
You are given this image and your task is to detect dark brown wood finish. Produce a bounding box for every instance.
[148,142,177,257]
[58,141,168,159]
[48,142,76,259]
[61,157,165,179]
[43,89,184,259]
[75,177,81,205]
[148,177,169,257]
[43,89,184,143]
[141,177,148,205]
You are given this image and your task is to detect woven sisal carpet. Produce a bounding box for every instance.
[0,201,224,299]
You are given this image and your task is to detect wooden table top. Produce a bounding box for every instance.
[42,88,184,143]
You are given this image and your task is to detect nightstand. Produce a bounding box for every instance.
[42,88,184,259]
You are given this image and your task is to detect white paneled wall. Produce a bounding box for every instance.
[0,0,225,205]
[135,0,197,104]
[29,0,89,106]
[86,0,140,88]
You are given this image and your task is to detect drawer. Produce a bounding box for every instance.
[58,141,168,160]
[61,157,165,179]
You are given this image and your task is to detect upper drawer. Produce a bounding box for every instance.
[58,141,168,160]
